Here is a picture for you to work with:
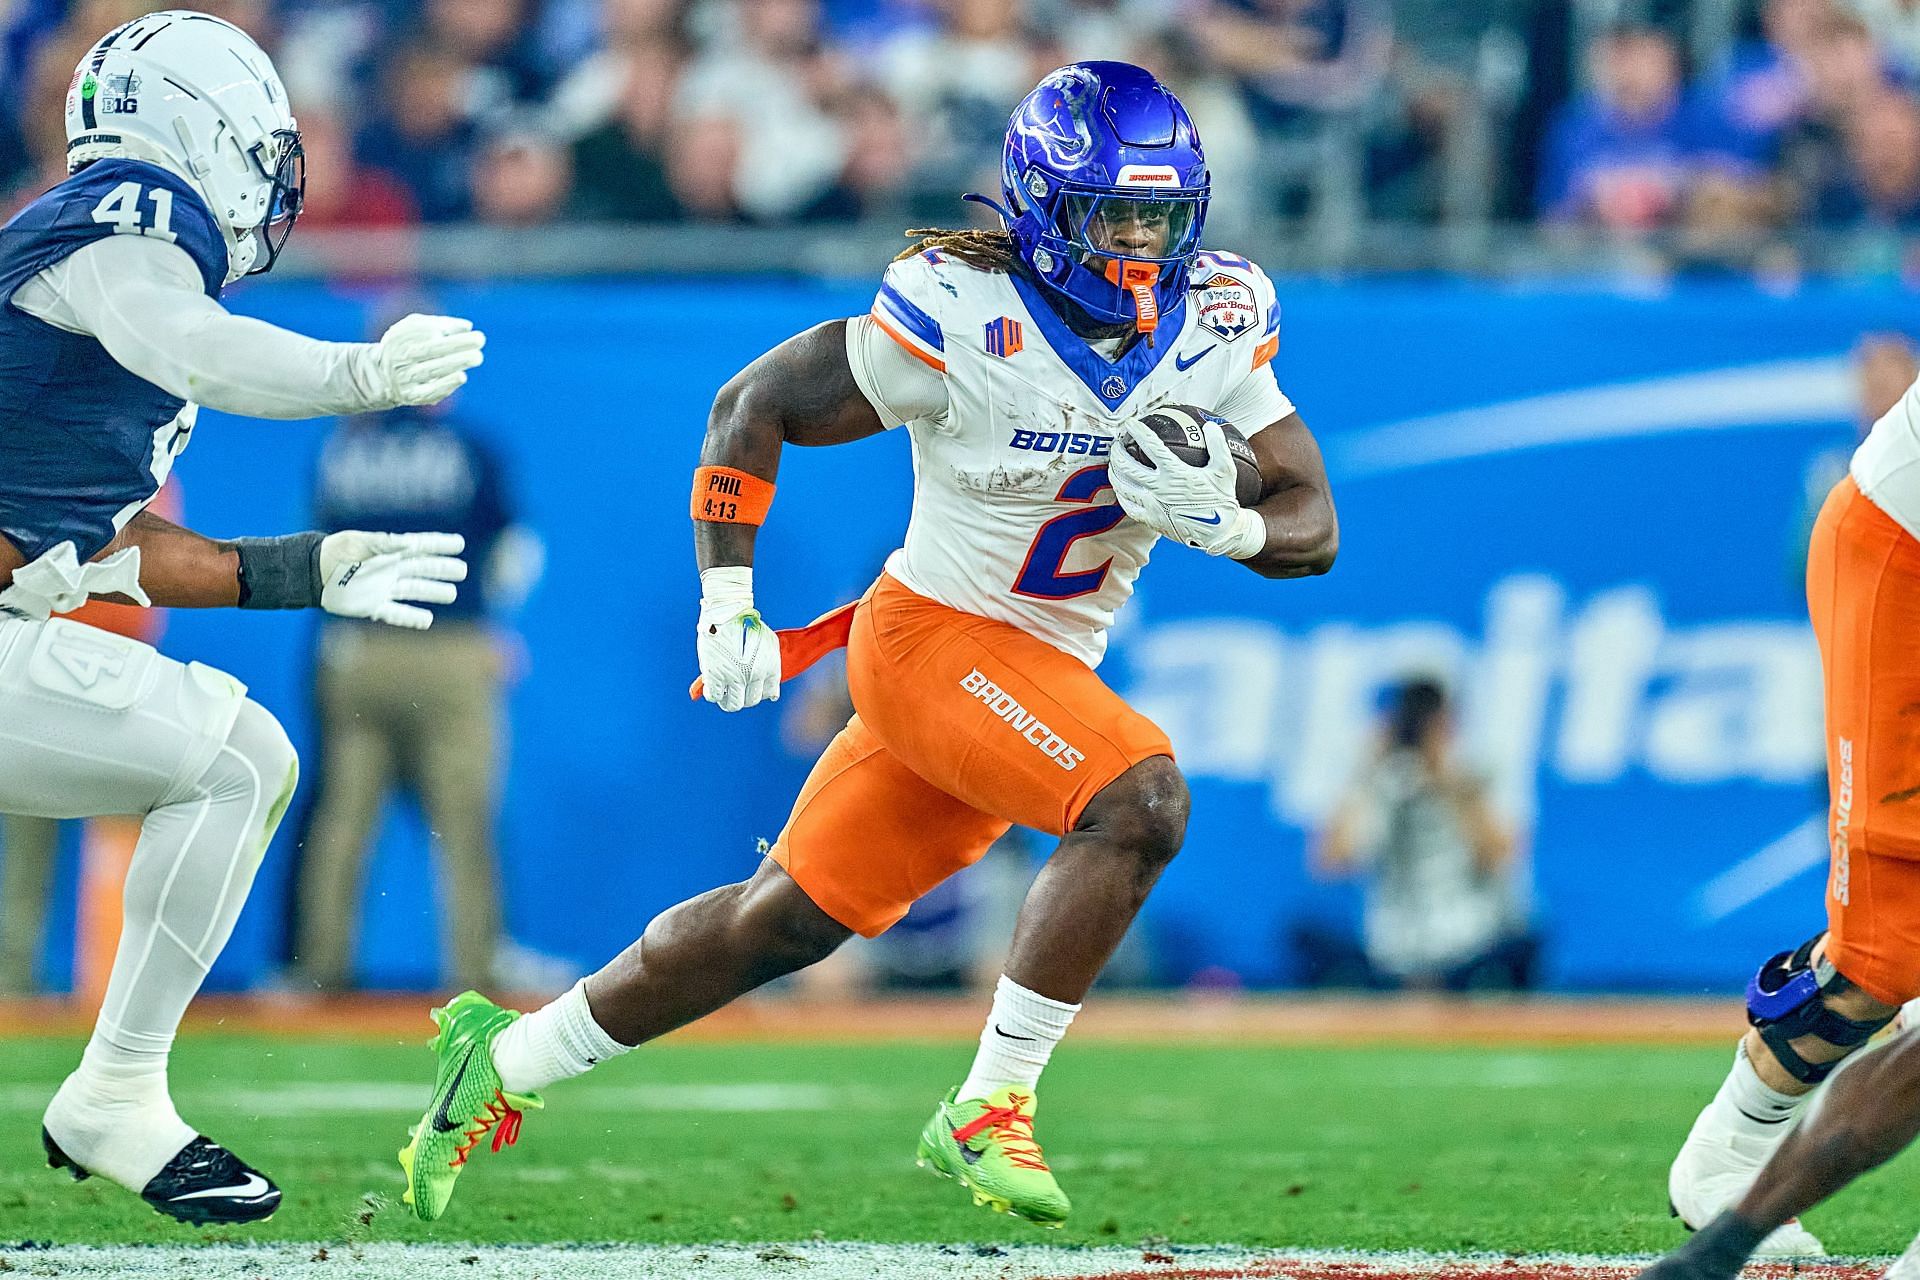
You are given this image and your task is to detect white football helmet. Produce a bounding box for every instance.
[64,10,304,281]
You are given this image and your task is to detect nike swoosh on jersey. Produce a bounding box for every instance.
[432,1053,474,1132]
[1182,512,1225,526]
[1174,347,1215,371]
[169,1172,272,1201]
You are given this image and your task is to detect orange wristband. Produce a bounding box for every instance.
[691,466,775,525]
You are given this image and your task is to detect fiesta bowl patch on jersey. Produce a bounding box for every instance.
[1193,274,1259,341]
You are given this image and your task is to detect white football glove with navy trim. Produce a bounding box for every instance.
[697,566,781,712]
[320,531,467,630]
[1110,419,1266,558]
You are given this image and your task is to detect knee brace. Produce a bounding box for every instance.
[1747,933,1897,1084]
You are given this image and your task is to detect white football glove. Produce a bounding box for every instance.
[1109,419,1266,558]
[375,314,486,407]
[696,566,782,712]
[320,531,467,630]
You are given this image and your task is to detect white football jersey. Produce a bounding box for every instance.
[1853,375,1920,542]
[845,248,1297,667]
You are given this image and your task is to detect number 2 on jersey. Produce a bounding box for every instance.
[1013,465,1124,600]
[91,181,176,243]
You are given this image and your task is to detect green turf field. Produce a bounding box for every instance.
[3,1036,1916,1255]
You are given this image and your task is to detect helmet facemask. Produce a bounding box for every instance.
[997,63,1210,338]
[248,127,305,275]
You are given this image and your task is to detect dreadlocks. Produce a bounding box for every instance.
[896,227,1017,272]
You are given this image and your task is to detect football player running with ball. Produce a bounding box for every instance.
[402,61,1335,1228]
[8,12,482,1224]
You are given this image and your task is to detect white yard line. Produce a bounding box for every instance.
[0,1244,1895,1280]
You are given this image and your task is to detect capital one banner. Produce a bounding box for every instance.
[120,279,1915,992]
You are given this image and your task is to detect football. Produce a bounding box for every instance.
[1123,404,1265,507]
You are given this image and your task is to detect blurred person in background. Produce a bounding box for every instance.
[1538,25,1705,231]
[294,400,539,995]
[665,111,747,221]
[1774,14,1901,218]
[1707,0,1837,158]
[1815,87,1920,227]
[355,39,490,223]
[1303,677,1535,992]
[293,106,417,229]
[473,132,574,226]
[675,0,849,222]
[567,36,686,221]
[424,0,553,106]
[874,0,1047,204]
[796,82,917,221]
[1193,0,1393,120]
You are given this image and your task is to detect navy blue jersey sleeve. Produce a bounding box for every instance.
[6,159,228,299]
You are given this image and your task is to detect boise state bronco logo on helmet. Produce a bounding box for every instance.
[992,62,1208,333]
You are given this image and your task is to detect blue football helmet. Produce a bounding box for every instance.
[989,62,1208,333]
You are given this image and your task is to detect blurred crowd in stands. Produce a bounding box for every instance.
[1,0,1918,273]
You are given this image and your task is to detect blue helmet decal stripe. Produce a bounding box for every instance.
[875,280,944,352]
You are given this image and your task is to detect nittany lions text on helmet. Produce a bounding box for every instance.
[63,9,303,280]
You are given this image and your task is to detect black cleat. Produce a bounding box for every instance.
[43,1128,281,1225]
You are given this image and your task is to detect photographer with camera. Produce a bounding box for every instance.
[1304,677,1538,991]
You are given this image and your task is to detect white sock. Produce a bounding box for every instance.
[1721,1042,1808,1126]
[491,980,632,1094]
[43,1038,195,1190]
[957,976,1080,1102]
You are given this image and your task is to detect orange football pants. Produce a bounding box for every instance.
[1810,478,1920,1005]
[769,573,1173,937]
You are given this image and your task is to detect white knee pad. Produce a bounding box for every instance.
[198,699,300,848]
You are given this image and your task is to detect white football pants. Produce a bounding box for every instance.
[0,616,297,1059]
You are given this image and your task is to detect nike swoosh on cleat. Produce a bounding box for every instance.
[169,1173,271,1201]
[432,1052,474,1133]
[1174,347,1214,371]
[1181,512,1224,526]
[992,1024,1036,1042]
[959,1143,983,1165]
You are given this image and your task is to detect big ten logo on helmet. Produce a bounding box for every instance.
[1195,274,1257,341]
[100,71,140,115]
[959,668,1085,770]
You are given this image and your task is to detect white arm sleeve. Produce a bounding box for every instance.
[1213,362,1297,437]
[844,313,948,427]
[13,234,389,419]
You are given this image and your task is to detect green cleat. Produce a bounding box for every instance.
[916,1085,1070,1227]
[398,991,541,1222]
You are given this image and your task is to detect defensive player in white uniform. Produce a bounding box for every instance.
[401,61,1336,1227]
[1655,375,1920,1264]
[3,11,484,1223]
